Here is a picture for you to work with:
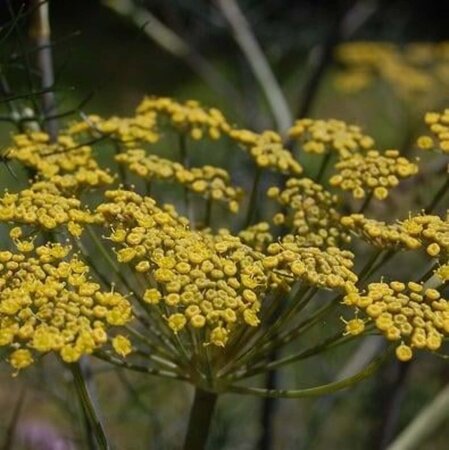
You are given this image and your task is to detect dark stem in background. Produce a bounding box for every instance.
[183,388,218,450]
[424,176,449,214]
[358,191,373,214]
[244,166,262,228]
[315,151,332,183]
[0,69,20,120]
[179,133,194,224]
[370,361,411,450]
[295,2,349,119]
[29,0,58,140]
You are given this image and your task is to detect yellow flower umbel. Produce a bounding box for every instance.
[288,118,375,158]
[401,214,449,259]
[329,150,418,200]
[264,236,358,293]
[238,222,273,252]
[267,178,350,247]
[68,112,160,147]
[344,281,449,361]
[228,129,303,175]
[417,109,449,153]
[0,242,132,369]
[136,96,230,140]
[97,190,268,347]
[334,42,434,100]
[8,132,114,192]
[0,181,100,237]
[116,149,242,213]
[340,214,422,251]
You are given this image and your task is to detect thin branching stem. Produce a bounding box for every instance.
[228,351,388,398]
[244,166,262,228]
[94,351,188,380]
[315,151,332,183]
[424,176,449,214]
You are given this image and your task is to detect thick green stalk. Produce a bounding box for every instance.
[70,362,110,450]
[183,388,218,450]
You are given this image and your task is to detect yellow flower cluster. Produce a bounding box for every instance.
[9,132,114,191]
[288,119,375,158]
[267,178,350,247]
[436,264,449,282]
[401,214,449,259]
[341,214,421,250]
[113,96,302,176]
[116,149,242,212]
[0,181,99,237]
[68,113,159,147]
[96,190,268,347]
[417,110,449,153]
[344,281,449,361]
[332,70,373,94]
[329,150,418,200]
[136,97,230,140]
[264,237,357,293]
[0,242,132,371]
[238,222,273,252]
[334,42,434,99]
[228,129,303,175]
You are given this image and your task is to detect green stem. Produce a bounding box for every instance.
[364,249,395,280]
[179,133,194,223]
[244,166,262,228]
[228,351,388,398]
[70,362,110,450]
[358,191,373,214]
[315,151,332,183]
[425,176,449,214]
[253,298,339,360]
[237,327,372,380]
[94,351,187,380]
[85,226,121,273]
[115,144,128,187]
[183,388,218,450]
[358,249,384,281]
[420,261,438,283]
